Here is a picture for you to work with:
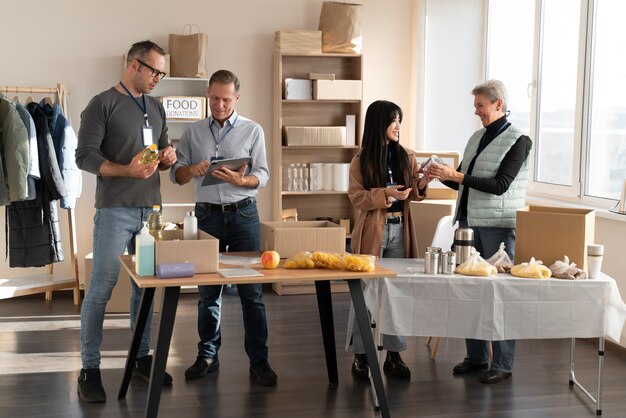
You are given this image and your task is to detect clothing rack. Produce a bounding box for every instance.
[0,83,80,305]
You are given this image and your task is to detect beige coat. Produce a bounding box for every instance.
[349,148,427,258]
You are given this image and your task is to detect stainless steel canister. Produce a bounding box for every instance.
[453,228,474,265]
[424,251,440,275]
[442,251,456,274]
[426,246,442,273]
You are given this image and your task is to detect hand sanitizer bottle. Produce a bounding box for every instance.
[135,222,155,276]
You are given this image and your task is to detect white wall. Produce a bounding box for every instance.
[0,0,415,284]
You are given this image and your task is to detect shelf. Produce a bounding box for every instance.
[163,77,209,82]
[282,99,361,104]
[279,52,363,58]
[282,145,359,150]
[282,191,348,196]
[166,119,202,124]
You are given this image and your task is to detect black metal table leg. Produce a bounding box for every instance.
[348,279,390,418]
[118,287,155,400]
[315,280,338,386]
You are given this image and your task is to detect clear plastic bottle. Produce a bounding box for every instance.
[287,164,295,191]
[147,205,163,241]
[135,222,155,276]
[310,164,319,191]
[140,143,159,165]
[183,211,197,240]
[302,163,309,192]
[295,163,303,191]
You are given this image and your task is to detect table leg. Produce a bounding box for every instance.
[348,279,390,418]
[118,287,155,400]
[145,286,180,418]
[569,337,604,416]
[315,280,338,387]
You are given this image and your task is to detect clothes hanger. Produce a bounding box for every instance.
[13,95,21,104]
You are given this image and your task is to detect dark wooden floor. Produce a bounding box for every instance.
[1,287,626,418]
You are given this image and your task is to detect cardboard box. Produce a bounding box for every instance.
[156,230,219,273]
[283,126,346,146]
[413,151,461,199]
[260,221,346,258]
[284,79,312,100]
[515,206,595,270]
[309,73,335,80]
[275,30,322,54]
[159,96,206,120]
[409,200,456,255]
[313,80,362,100]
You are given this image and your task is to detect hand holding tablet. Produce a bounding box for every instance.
[201,157,251,186]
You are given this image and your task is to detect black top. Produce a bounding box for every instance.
[443,116,532,222]
[387,145,404,213]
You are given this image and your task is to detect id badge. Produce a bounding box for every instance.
[141,126,153,147]
[386,182,397,202]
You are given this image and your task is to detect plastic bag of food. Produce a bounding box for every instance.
[311,251,343,270]
[548,256,587,280]
[510,257,551,279]
[485,242,514,273]
[455,250,497,276]
[343,253,375,272]
[284,251,315,269]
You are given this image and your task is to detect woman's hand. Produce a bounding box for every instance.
[427,163,463,183]
[385,185,413,204]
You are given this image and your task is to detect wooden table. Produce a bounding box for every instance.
[117,254,397,418]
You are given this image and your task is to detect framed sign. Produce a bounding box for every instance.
[160,96,206,121]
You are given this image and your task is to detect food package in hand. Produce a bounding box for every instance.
[311,251,343,269]
[485,242,514,273]
[511,257,552,279]
[284,251,315,269]
[455,250,497,277]
[548,256,587,280]
[343,253,375,272]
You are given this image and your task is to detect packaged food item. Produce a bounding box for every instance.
[548,256,587,280]
[486,242,514,273]
[455,249,497,276]
[284,251,315,269]
[510,257,552,279]
[140,143,159,164]
[311,251,343,269]
[343,253,375,272]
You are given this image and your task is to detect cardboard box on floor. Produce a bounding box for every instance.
[260,221,346,258]
[410,200,456,255]
[156,230,219,273]
[515,206,595,271]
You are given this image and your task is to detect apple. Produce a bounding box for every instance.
[261,250,280,269]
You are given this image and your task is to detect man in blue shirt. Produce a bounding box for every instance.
[170,69,276,386]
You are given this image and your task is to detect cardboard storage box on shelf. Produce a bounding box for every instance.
[410,200,456,255]
[284,79,313,100]
[156,230,219,273]
[283,126,346,146]
[515,206,595,271]
[260,221,346,258]
[159,96,206,121]
[275,30,322,54]
[313,80,362,100]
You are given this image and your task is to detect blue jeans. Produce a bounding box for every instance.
[461,220,516,373]
[348,222,408,354]
[81,207,154,369]
[194,201,268,365]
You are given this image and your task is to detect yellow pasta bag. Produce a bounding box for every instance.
[511,257,552,279]
[455,250,497,276]
[311,251,343,270]
[343,253,375,272]
[284,252,315,269]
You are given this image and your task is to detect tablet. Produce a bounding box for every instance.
[201,157,251,186]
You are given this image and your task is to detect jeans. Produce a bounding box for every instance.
[80,207,154,369]
[348,222,408,354]
[461,220,516,373]
[194,201,269,365]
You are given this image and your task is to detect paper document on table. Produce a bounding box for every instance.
[219,268,264,278]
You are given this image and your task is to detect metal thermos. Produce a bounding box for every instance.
[453,228,474,265]
[424,250,440,275]
[442,251,456,274]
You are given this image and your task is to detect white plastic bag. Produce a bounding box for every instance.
[455,249,497,277]
[511,257,552,279]
[486,242,514,273]
[548,256,587,280]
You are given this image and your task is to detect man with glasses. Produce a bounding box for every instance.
[75,40,177,403]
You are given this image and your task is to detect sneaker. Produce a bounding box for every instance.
[383,351,411,379]
[185,356,220,380]
[134,355,173,385]
[249,359,278,386]
[351,353,370,380]
[77,368,106,403]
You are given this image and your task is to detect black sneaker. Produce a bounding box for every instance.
[383,351,411,379]
[351,353,370,380]
[249,359,278,386]
[185,356,220,380]
[77,368,106,403]
[134,355,173,385]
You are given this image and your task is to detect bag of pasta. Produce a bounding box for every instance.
[548,256,586,280]
[284,251,315,269]
[455,249,497,277]
[311,251,343,269]
[485,242,514,273]
[343,253,375,272]
[510,257,552,279]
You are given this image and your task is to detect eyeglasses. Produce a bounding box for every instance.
[135,59,166,80]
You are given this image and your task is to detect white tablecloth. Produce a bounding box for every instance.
[364,258,626,342]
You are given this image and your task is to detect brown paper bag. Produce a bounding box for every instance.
[318,1,363,54]
[168,24,209,78]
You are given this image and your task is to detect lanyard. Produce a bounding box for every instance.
[493,121,510,138]
[209,115,237,158]
[119,82,149,126]
[387,147,394,184]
